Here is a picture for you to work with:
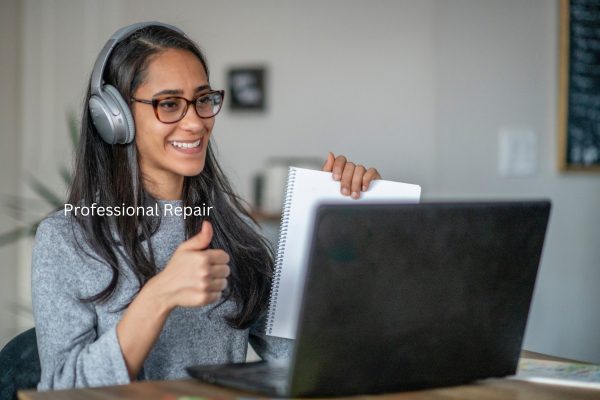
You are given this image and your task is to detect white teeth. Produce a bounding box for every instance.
[171,139,201,149]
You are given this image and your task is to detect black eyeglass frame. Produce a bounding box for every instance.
[131,90,225,123]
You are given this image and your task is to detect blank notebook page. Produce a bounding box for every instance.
[265,167,421,339]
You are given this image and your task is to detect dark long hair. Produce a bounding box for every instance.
[68,25,273,329]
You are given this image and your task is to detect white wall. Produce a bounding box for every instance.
[432,0,600,363]
[117,0,438,197]
[2,0,599,363]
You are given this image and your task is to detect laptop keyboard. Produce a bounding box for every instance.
[187,360,291,395]
[215,363,289,383]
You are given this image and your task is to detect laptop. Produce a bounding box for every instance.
[187,201,551,397]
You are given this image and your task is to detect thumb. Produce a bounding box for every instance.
[321,152,335,172]
[182,220,213,251]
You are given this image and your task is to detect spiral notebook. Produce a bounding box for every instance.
[265,167,421,339]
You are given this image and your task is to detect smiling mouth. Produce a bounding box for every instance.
[170,139,201,149]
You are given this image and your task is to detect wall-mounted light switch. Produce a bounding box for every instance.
[498,127,538,177]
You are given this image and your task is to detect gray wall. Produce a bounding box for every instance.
[432,1,600,363]
[1,0,599,363]
[0,0,21,346]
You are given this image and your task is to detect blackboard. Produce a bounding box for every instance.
[559,0,600,171]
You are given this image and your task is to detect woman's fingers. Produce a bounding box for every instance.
[210,277,229,292]
[351,165,367,199]
[210,263,231,279]
[324,152,382,198]
[332,155,347,181]
[196,260,230,292]
[196,273,229,296]
[362,167,382,191]
[321,152,335,172]
[203,249,230,265]
[340,162,355,196]
[200,275,228,292]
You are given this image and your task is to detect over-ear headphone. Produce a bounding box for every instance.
[89,22,185,144]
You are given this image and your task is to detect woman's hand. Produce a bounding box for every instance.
[148,220,230,311]
[322,152,382,199]
[116,220,229,380]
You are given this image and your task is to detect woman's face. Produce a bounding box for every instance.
[132,49,215,193]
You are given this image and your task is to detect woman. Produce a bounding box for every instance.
[31,22,381,390]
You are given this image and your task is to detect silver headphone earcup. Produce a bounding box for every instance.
[104,85,136,144]
[89,94,119,144]
[89,86,135,144]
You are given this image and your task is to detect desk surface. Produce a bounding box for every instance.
[19,351,599,400]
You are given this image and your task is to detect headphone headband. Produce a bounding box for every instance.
[90,21,185,95]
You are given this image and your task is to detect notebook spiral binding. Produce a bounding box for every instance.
[265,167,297,335]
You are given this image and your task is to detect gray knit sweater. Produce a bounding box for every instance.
[31,201,292,390]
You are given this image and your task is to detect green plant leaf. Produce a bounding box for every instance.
[59,165,73,186]
[68,111,79,149]
[28,175,64,208]
[0,225,37,246]
[2,195,49,221]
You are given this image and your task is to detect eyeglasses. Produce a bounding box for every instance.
[131,90,225,123]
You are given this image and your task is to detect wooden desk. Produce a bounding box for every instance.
[19,351,599,400]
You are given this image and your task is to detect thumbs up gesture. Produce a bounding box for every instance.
[148,220,231,310]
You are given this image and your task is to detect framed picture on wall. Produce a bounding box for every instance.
[558,0,600,171]
[227,67,266,111]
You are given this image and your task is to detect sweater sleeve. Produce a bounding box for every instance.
[248,314,294,361]
[31,216,130,390]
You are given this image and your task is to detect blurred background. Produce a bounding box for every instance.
[1,0,599,363]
